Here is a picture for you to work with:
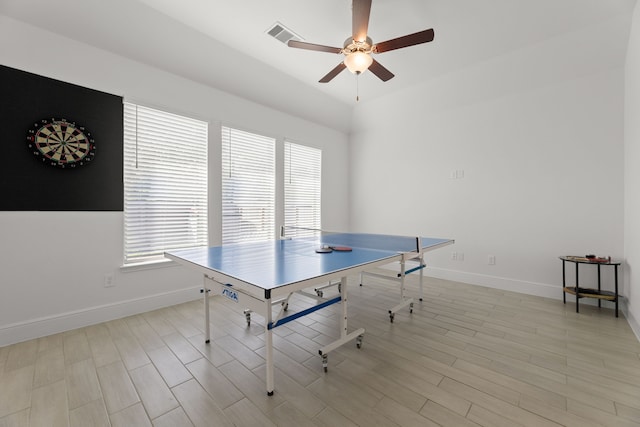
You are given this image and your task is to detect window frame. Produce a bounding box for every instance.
[284,140,322,237]
[123,102,209,265]
[221,125,276,245]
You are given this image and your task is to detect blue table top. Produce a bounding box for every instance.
[166,234,453,291]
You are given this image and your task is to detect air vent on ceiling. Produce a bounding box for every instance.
[266,22,302,44]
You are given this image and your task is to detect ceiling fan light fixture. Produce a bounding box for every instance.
[344,51,373,74]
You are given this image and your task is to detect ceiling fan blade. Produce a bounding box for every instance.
[373,28,435,53]
[352,0,372,42]
[319,62,347,83]
[368,59,394,82]
[288,40,342,54]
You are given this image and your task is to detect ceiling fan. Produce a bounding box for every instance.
[288,0,435,83]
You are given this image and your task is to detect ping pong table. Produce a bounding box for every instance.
[165,229,453,395]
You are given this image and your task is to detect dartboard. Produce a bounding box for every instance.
[26,118,96,168]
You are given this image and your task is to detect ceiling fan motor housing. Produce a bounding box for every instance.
[342,36,373,55]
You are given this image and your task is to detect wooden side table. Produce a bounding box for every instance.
[559,256,620,317]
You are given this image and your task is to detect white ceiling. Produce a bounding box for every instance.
[0,0,637,131]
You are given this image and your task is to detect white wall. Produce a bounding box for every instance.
[0,16,349,346]
[351,24,626,303]
[625,2,640,339]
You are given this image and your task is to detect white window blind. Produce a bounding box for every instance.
[123,103,208,264]
[222,126,275,244]
[284,141,321,237]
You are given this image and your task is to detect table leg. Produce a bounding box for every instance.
[203,277,210,344]
[615,265,619,318]
[340,276,348,338]
[399,257,406,304]
[318,276,365,370]
[265,298,274,396]
[562,260,566,304]
[419,253,424,302]
[388,258,413,322]
[597,264,602,308]
[575,262,580,313]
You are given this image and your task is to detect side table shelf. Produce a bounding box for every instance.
[559,256,620,318]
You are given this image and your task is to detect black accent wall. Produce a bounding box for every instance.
[0,65,123,211]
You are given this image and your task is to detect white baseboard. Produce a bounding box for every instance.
[0,287,201,347]
[424,267,561,299]
[626,304,640,342]
[379,262,560,299]
[427,267,637,331]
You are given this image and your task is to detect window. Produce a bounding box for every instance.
[123,103,208,264]
[221,126,275,244]
[284,141,321,237]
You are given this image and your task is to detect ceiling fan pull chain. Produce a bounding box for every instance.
[356,73,360,102]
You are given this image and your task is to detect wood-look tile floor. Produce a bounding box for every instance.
[1,272,640,426]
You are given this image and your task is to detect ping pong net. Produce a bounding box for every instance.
[279,226,421,254]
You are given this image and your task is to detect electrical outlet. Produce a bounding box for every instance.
[488,255,496,265]
[458,252,464,261]
[104,273,115,287]
[451,252,457,260]
[450,170,465,179]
